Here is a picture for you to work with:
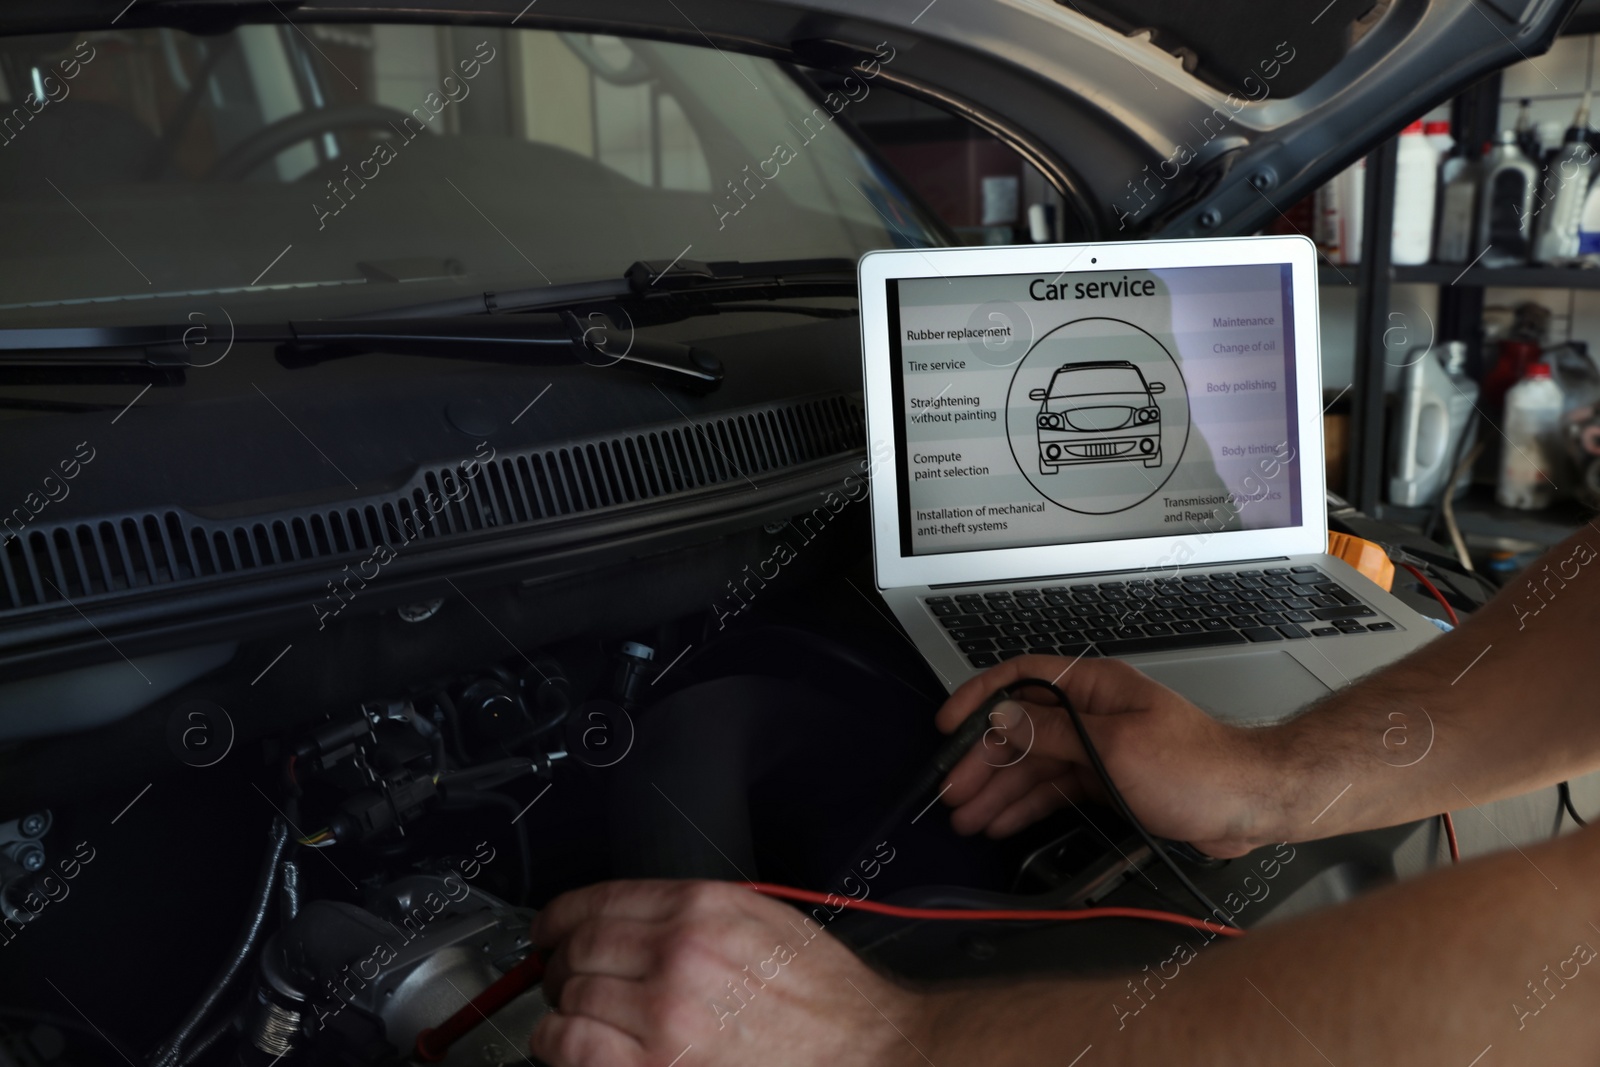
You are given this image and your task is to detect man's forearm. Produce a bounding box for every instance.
[1248,525,1600,843]
[916,824,1600,1065]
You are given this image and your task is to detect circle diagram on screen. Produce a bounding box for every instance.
[1005,317,1190,514]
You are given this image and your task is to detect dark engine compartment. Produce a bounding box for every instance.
[0,310,1424,1067]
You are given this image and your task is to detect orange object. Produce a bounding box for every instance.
[1327,531,1394,591]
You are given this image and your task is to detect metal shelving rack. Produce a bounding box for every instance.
[1328,65,1598,548]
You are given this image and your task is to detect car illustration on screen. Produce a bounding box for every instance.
[1028,360,1166,474]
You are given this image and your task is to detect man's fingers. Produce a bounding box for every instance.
[534,880,707,949]
[936,656,1060,733]
[541,918,661,1002]
[935,655,1144,737]
[944,696,1088,799]
[946,757,1058,836]
[939,744,995,809]
[558,974,657,1044]
[940,698,1043,806]
[988,777,1084,838]
[531,1010,648,1067]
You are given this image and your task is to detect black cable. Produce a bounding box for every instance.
[148,817,292,1067]
[1420,563,1474,612]
[278,857,302,928]
[1011,677,1242,930]
[436,691,471,766]
[430,726,449,776]
[1560,781,1588,828]
[824,696,1002,894]
[173,1000,243,1067]
[1463,567,1503,599]
[438,756,544,791]
[441,788,532,905]
[1415,550,1500,604]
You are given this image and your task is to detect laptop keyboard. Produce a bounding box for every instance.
[924,566,1392,669]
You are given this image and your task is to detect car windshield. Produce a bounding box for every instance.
[1049,365,1146,397]
[0,25,940,327]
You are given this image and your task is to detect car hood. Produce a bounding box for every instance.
[17,0,1580,239]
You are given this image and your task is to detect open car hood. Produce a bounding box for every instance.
[14,0,1584,239]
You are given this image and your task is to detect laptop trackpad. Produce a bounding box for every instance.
[1139,651,1330,726]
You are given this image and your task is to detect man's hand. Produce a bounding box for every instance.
[935,655,1282,857]
[530,879,925,1067]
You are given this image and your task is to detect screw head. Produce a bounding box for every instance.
[19,814,45,837]
[1199,208,1222,228]
[1249,171,1274,190]
[18,846,44,871]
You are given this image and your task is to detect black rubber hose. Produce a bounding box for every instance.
[437,691,471,766]
[441,789,532,905]
[431,728,449,775]
[173,1000,241,1067]
[148,817,291,1067]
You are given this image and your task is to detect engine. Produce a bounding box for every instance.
[112,639,658,1067]
[241,871,547,1066]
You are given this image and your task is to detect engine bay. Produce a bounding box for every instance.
[0,558,1444,1067]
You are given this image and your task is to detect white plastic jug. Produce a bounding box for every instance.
[1392,121,1440,265]
[1388,341,1479,506]
[1497,363,1564,509]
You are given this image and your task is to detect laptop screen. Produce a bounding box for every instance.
[887,263,1302,557]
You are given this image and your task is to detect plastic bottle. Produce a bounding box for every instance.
[1316,159,1365,263]
[1392,121,1440,264]
[1497,363,1564,509]
[1514,98,1539,161]
[1424,119,1454,158]
[1476,132,1539,267]
[1533,97,1598,264]
[1388,341,1480,506]
[1578,175,1600,264]
[1435,145,1480,263]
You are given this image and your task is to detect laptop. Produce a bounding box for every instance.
[858,235,1437,724]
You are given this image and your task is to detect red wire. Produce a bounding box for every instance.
[1402,563,1460,864]
[413,880,1245,1061]
[1399,561,1459,627]
[746,881,1245,938]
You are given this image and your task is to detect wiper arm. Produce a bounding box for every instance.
[279,313,724,392]
[0,258,856,388]
[621,256,857,292]
[348,257,858,321]
[0,313,725,393]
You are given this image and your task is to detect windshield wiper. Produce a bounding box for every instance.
[348,257,859,321]
[0,258,860,390]
[622,256,857,292]
[0,312,724,393]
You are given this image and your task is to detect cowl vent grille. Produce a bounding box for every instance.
[0,394,863,614]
